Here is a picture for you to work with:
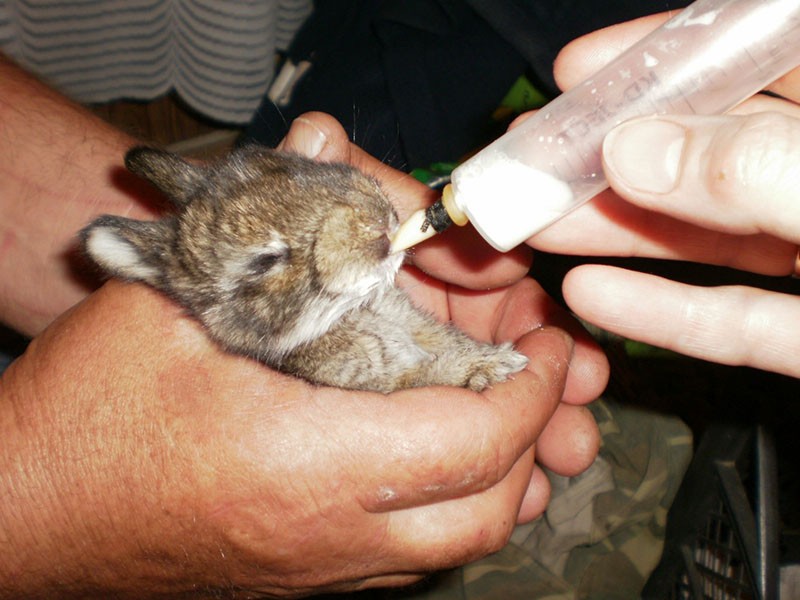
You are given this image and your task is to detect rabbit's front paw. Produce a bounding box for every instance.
[465,343,528,391]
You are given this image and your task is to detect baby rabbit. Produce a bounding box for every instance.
[81,145,528,393]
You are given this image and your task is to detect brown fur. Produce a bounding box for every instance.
[82,146,527,392]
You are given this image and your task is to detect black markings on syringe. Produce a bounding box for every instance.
[422,201,453,234]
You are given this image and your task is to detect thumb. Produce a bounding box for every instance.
[602,112,800,244]
[277,111,355,163]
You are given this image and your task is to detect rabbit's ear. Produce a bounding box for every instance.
[125,146,204,207]
[81,215,175,288]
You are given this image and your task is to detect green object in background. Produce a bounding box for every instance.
[623,340,681,360]
[410,161,457,187]
[498,75,549,113]
[581,318,682,360]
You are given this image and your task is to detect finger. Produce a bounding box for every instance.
[407,225,534,291]
[552,10,800,243]
[602,112,800,245]
[258,573,427,598]
[279,112,425,212]
[536,15,800,273]
[349,326,572,514]
[553,10,800,102]
[564,264,800,378]
[382,442,536,572]
[445,276,608,406]
[553,13,671,92]
[277,110,354,162]
[535,404,600,477]
[395,265,450,322]
[447,278,603,492]
[300,573,426,597]
[517,464,551,523]
[488,276,609,405]
[531,184,797,277]
[729,93,800,119]
[770,67,800,105]
[383,406,598,570]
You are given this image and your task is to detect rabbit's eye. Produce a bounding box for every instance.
[248,244,290,275]
[242,237,292,276]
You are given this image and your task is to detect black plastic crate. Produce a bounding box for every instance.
[643,424,778,599]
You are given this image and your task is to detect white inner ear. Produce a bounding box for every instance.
[86,226,160,280]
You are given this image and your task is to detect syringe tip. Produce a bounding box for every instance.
[389,207,437,254]
[389,184,469,253]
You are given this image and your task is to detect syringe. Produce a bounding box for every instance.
[390,0,800,253]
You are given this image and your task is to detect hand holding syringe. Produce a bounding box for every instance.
[390,0,800,253]
[418,1,800,381]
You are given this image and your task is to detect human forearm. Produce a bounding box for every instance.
[0,54,160,336]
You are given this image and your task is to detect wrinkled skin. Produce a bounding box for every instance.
[0,50,606,597]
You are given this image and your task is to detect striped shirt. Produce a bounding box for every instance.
[0,1,312,124]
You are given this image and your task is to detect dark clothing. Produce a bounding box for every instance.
[244,0,691,170]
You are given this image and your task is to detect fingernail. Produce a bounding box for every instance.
[603,118,686,194]
[286,117,327,158]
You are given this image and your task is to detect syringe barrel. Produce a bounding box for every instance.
[451,0,800,251]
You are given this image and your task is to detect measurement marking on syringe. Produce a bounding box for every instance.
[555,71,662,145]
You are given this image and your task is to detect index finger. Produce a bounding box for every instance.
[564,264,800,378]
[553,12,800,101]
[770,68,800,105]
[553,13,671,92]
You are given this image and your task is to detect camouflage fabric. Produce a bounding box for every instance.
[353,398,692,600]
